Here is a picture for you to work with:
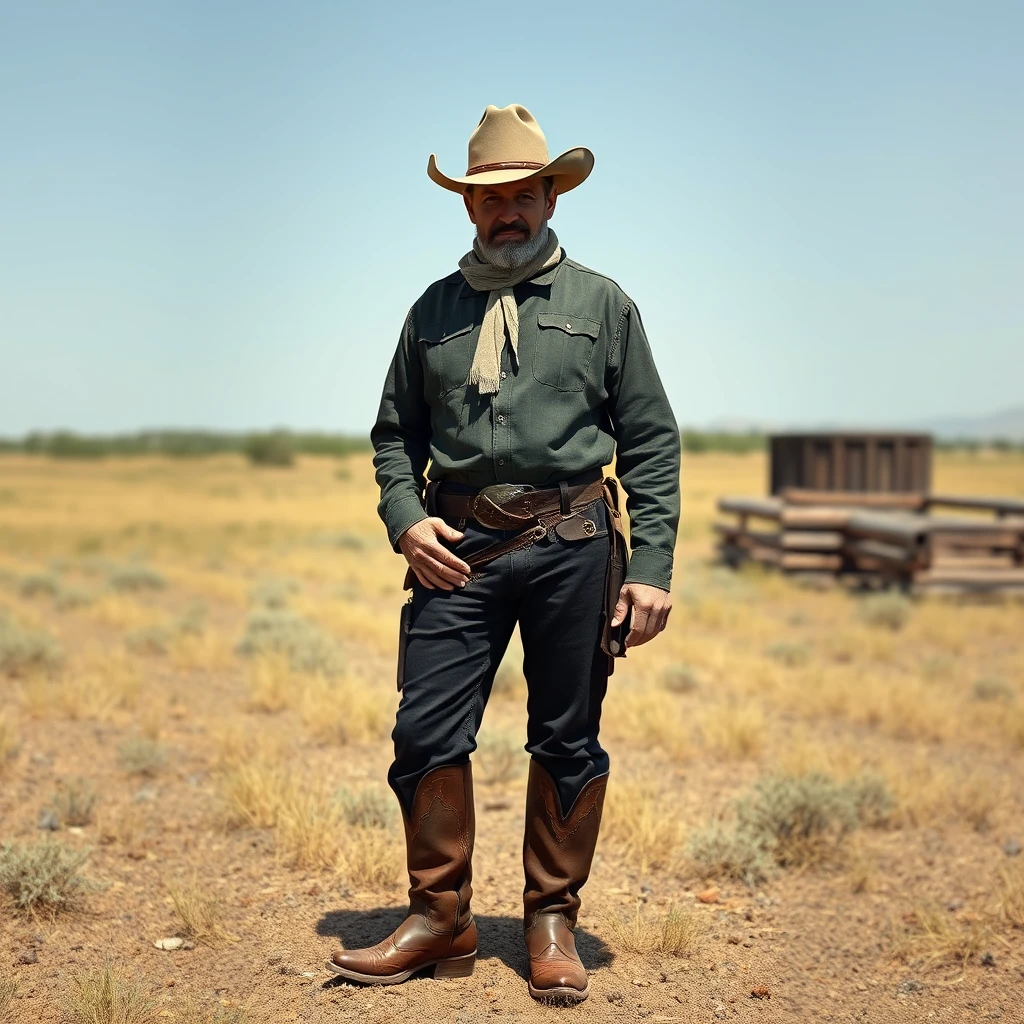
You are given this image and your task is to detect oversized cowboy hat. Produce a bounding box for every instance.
[428,104,594,195]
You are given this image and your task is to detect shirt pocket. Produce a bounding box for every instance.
[418,321,477,399]
[533,313,602,392]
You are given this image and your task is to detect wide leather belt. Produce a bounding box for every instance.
[436,470,604,530]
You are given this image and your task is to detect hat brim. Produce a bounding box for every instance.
[427,146,594,195]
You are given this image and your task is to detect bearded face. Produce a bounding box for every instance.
[463,178,557,270]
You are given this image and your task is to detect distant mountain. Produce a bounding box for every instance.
[915,405,1024,441]
[696,405,1024,441]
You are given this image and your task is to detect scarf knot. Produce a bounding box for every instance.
[458,229,561,395]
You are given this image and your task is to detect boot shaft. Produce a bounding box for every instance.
[522,759,607,929]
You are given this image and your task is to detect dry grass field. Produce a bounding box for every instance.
[1,450,1022,1024]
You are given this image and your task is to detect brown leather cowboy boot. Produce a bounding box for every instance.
[522,759,608,1003]
[326,762,477,984]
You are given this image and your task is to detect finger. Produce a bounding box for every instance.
[625,605,650,648]
[429,545,472,576]
[424,555,468,586]
[610,591,632,628]
[413,566,435,590]
[418,562,454,591]
[435,520,466,543]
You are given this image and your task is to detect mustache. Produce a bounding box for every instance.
[488,220,531,243]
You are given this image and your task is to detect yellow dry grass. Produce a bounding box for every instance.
[600,901,708,956]
[603,780,685,872]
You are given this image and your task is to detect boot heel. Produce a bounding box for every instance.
[434,952,476,979]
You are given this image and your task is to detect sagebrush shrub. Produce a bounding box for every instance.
[0,839,94,913]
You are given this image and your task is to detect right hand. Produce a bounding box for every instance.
[398,517,471,591]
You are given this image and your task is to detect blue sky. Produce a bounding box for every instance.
[1,0,1021,435]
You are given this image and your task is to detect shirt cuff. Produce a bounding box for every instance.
[624,546,674,592]
[384,495,428,551]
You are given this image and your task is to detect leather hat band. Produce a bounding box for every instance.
[466,161,546,175]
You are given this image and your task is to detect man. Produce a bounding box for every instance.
[327,104,680,1003]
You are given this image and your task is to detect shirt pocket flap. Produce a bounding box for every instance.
[419,322,475,346]
[537,313,602,340]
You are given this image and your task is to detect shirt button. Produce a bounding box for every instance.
[497,458,505,465]
[500,371,507,380]
[497,414,505,424]
[565,322,572,330]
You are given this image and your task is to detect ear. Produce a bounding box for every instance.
[463,189,477,225]
[544,184,558,221]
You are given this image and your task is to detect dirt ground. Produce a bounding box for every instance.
[1,451,1022,1023]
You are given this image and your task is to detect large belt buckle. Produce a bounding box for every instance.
[472,484,535,530]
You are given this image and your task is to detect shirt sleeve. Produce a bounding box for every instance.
[370,308,432,550]
[606,300,681,591]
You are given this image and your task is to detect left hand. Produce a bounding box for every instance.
[611,583,672,649]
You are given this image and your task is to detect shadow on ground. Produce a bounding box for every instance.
[317,906,614,981]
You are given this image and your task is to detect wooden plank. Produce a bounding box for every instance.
[846,512,929,546]
[927,494,1024,517]
[926,522,1023,541]
[780,507,853,529]
[781,530,845,551]
[717,496,783,520]
[845,538,919,566]
[931,556,1016,571]
[915,567,1024,584]
[780,552,842,571]
[782,488,927,510]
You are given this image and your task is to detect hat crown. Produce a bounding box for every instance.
[466,104,550,174]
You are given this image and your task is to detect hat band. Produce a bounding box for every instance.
[466,160,546,175]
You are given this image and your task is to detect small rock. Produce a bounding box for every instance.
[727,935,741,945]
[897,978,925,995]
[697,888,719,904]
[300,971,316,979]
[18,949,39,965]
[1003,838,1022,857]
[31,934,45,945]
[713,1004,728,1019]
[945,898,964,912]
[750,986,771,1000]
[165,978,175,987]
[640,884,653,895]
[981,952,996,968]
[37,808,60,831]
[632,978,650,987]
[134,787,158,803]
[606,991,623,1003]
[154,938,184,951]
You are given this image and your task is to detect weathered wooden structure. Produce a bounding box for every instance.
[716,432,1024,593]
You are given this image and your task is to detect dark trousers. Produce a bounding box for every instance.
[389,498,611,820]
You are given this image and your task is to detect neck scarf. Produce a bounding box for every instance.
[458,228,562,395]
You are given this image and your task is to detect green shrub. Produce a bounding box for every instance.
[249,578,299,609]
[117,737,167,777]
[687,821,774,885]
[18,572,60,598]
[662,665,700,693]
[0,615,63,676]
[244,431,294,467]
[55,585,94,611]
[336,786,397,830]
[859,592,911,631]
[973,678,1015,704]
[235,609,344,676]
[51,778,98,827]
[108,565,165,592]
[0,839,94,913]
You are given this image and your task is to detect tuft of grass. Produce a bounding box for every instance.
[764,642,810,667]
[246,653,294,713]
[951,773,999,832]
[236,609,345,676]
[175,602,207,636]
[108,564,166,592]
[0,838,94,913]
[125,624,171,655]
[249,578,299,609]
[118,736,167,777]
[340,825,403,888]
[891,902,990,968]
[336,785,398,830]
[859,592,912,631]
[701,702,765,760]
[686,821,775,885]
[299,672,392,744]
[611,687,692,761]
[662,664,700,694]
[973,677,1015,704]
[602,902,707,956]
[0,973,17,1021]
[177,997,250,1024]
[169,876,231,945]
[475,729,526,785]
[19,572,60,598]
[994,859,1024,928]
[64,963,157,1024]
[55,585,94,611]
[603,781,684,873]
[0,715,20,774]
[0,614,63,676]
[52,778,98,827]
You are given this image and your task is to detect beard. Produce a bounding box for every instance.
[475,221,550,271]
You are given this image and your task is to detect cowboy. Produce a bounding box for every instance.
[327,104,680,1003]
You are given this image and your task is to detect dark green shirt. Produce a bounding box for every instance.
[371,251,681,591]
